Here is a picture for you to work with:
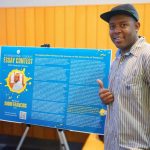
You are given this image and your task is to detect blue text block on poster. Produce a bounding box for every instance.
[0,46,111,134]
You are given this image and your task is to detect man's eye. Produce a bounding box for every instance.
[121,24,127,28]
[109,25,115,30]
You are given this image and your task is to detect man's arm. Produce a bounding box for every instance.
[143,53,150,87]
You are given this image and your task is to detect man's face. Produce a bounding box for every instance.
[14,74,20,83]
[109,14,140,51]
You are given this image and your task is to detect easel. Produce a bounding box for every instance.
[16,125,70,150]
[16,124,30,150]
[17,44,70,150]
[57,129,70,150]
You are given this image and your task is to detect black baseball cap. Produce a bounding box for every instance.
[100,4,139,23]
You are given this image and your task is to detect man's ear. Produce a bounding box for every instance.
[135,21,140,32]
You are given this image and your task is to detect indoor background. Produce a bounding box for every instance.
[0,2,150,148]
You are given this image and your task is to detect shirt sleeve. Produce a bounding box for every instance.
[143,51,150,87]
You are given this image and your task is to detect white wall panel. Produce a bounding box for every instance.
[0,0,150,7]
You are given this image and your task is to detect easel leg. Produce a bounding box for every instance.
[57,129,70,150]
[16,125,30,150]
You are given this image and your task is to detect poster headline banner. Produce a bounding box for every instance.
[0,0,150,7]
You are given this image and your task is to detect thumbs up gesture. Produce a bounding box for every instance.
[97,79,114,105]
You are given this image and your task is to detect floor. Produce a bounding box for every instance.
[82,134,104,150]
[0,135,83,150]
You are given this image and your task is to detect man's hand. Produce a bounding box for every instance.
[97,79,114,105]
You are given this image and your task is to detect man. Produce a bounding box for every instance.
[12,73,24,91]
[97,4,150,150]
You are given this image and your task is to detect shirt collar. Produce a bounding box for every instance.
[116,36,145,58]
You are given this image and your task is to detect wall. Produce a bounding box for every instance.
[0,3,150,142]
[1,0,150,7]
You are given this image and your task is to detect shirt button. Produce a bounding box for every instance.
[126,85,130,90]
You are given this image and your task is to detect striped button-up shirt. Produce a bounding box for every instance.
[105,37,150,150]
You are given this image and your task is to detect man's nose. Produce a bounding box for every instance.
[114,26,121,33]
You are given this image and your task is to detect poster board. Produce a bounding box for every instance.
[0,46,111,134]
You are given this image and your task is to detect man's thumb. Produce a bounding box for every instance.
[97,79,104,89]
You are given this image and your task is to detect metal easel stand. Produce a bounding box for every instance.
[16,125,70,150]
[16,124,30,150]
[57,129,70,150]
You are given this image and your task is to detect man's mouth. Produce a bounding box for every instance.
[113,37,122,43]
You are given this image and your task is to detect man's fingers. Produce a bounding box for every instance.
[99,92,114,105]
[99,89,110,94]
[100,92,111,98]
[97,79,104,89]
[103,97,114,105]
